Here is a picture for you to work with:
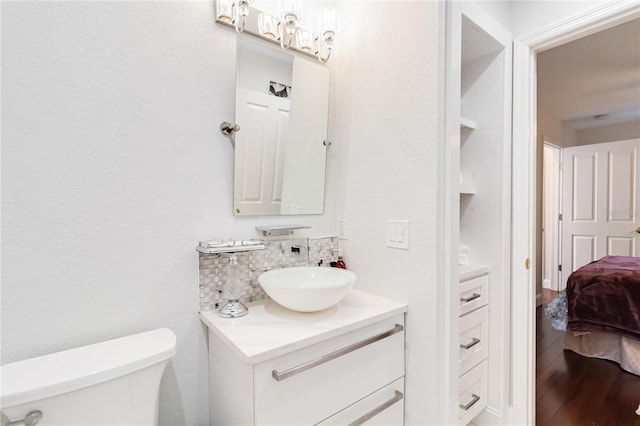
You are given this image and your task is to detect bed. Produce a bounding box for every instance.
[547,255,640,375]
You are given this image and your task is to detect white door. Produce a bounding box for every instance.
[560,138,640,288]
[234,88,289,215]
[542,143,561,291]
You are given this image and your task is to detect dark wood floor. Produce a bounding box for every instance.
[536,300,640,425]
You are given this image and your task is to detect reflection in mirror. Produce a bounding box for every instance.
[233,39,330,216]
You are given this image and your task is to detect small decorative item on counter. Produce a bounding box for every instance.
[336,256,346,269]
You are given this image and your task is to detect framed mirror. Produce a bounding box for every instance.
[233,38,330,216]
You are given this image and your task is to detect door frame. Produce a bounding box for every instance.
[542,141,561,292]
[511,2,640,424]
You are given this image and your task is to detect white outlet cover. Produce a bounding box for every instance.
[338,218,347,239]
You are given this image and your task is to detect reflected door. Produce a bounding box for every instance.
[560,138,640,288]
[234,88,289,215]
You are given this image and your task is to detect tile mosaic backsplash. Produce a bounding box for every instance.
[198,236,339,312]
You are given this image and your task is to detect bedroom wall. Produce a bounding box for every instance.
[538,107,565,145]
[1,2,337,425]
[576,119,640,145]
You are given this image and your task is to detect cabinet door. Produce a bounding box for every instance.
[254,316,405,425]
[318,378,404,425]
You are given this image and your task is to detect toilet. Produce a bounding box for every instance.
[0,328,176,426]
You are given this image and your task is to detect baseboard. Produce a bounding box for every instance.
[474,405,504,425]
[536,292,543,307]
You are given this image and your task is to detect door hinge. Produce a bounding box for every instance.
[558,213,563,221]
[558,264,562,272]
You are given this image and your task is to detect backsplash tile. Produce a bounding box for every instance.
[198,236,339,312]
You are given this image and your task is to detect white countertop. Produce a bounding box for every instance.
[200,289,408,364]
[459,264,490,281]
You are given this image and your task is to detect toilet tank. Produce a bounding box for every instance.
[0,328,176,426]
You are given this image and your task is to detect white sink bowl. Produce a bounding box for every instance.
[258,267,357,312]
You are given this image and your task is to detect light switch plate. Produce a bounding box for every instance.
[386,220,409,249]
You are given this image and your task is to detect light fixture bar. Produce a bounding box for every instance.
[214,4,335,63]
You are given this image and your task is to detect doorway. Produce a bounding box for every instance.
[511,3,640,424]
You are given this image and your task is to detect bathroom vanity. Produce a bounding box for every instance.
[200,290,407,425]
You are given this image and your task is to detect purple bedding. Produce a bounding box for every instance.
[566,256,640,339]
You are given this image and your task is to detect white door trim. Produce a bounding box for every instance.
[511,2,640,425]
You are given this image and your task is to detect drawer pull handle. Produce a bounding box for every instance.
[460,337,480,350]
[460,293,481,303]
[272,324,404,382]
[459,393,480,411]
[348,390,404,426]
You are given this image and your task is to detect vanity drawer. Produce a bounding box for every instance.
[318,377,404,425]
[254,315,405,425]
[459,273,489,315]
[458,360,488,425]
[458,305,488,376]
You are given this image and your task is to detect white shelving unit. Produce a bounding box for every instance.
[444,2,512,425]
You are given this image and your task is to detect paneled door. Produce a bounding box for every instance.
[234,88,289,215]
[560,138,640,288]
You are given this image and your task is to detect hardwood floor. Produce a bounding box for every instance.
[536,297,640,425]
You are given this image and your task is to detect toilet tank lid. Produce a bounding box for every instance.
[0,328,176,408]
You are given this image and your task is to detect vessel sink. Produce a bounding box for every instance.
[258,266,357,312]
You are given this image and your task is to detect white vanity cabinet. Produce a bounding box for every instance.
[200,290,407,426]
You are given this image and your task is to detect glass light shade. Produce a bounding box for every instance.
[319,8,338,36]
[216,0,234,24]
[237,0,253,18]
[319,8,338,51]
[258,13,280,40]
[296,30,315,52]
[279,0,303,22]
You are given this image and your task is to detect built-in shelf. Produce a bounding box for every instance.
[460,117,478,130]
[460,185,476,195]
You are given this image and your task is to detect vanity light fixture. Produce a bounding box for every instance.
[257,4,339,63]
[215,0,339,63]
[216,0,254,33]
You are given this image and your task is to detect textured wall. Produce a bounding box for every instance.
[1,2,336,425]
[332,1,442,423]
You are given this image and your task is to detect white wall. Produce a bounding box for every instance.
[576,119,640,145]
[510,1,604,38]
[1,2,336,425]
[333,1,442,423]
[538,107,565,144]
